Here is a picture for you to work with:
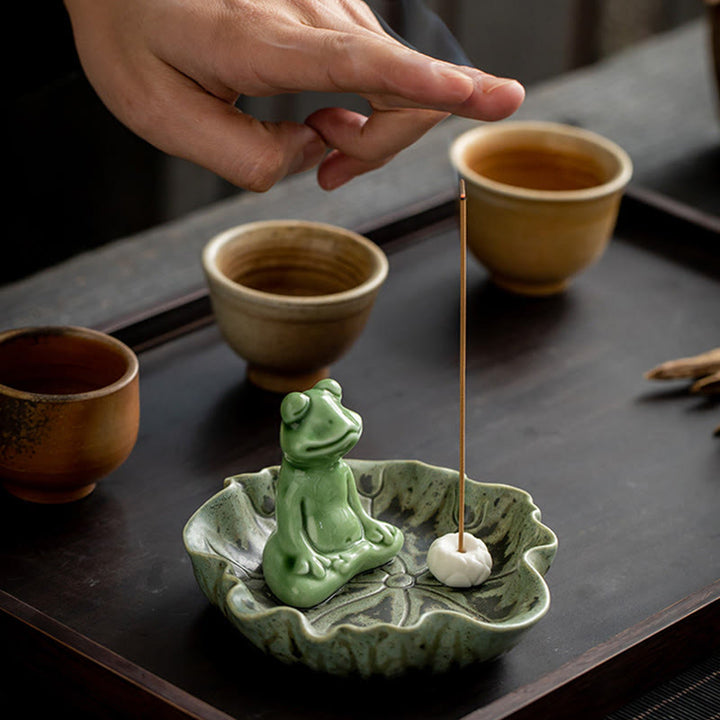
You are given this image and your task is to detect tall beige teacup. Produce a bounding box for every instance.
[450,121,633,296]
[202,220,388,393]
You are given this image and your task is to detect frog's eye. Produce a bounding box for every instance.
[280,392,311,425]
[314,378,342,399]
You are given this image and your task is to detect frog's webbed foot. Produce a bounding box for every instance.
[363,519,398,546]
[295,552,332,578]
[331,545,369,573]
[331,553,352,573]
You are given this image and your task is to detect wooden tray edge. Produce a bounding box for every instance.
[464,579,720,720]
[0,589,234,720]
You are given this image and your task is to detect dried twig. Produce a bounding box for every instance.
[690,370,720,395]
[645,347,720,437]
[644,348,720,380]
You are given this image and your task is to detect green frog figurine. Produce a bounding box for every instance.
[262,378,403,607]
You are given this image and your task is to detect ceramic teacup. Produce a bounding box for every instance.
[0,326,140,503]
[450,121,633,296]
[202,220,388,393]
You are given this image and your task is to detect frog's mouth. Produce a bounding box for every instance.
[304,427,361,455]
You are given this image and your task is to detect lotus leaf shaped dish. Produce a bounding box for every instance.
[183,459,557,677]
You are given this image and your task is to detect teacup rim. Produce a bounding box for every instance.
[0,325,139,402]
[450,120,633,201]
[202,219,389,306]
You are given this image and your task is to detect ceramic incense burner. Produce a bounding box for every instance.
[184,457,557,676]
[262,379,403,607]
[184,387,558,675]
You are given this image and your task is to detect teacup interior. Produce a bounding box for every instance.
[463,129,623,192]
[216,227,377,297]
[0,332,130,395]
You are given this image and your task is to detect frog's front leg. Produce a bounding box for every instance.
[275,489,330,578]
[344,464,399,546]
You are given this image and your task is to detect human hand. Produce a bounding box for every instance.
[64,0,524,192]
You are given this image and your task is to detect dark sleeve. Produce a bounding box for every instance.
[367,0,472,66]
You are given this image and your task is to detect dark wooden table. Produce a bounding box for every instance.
[1,19,719,720]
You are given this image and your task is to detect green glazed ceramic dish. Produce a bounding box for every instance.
[183,459,557,677]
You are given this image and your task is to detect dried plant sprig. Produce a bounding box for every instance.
[690,370,720,395]
[644,348,720,380]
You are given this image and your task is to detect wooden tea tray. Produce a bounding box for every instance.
[1,190,719,719]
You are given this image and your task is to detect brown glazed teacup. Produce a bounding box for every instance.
[0,326,140,503]
[450,121,633,296]
[202,220,388,393]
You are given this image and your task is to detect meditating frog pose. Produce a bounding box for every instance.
[262,378,403,607]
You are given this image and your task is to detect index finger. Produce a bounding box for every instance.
[321,34,524,120]
[252,29,523,120]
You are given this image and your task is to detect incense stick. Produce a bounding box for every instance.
[458,180,467,553]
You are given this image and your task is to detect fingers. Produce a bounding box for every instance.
[65,0,328,192]
[262,28,524,122]
[451,67,526,121]
[307,105,445,161]
[306,105,447,190]
[305,61,526,191]
[66,0,524,194]
[186,17,525,190]
[314,150,385,191]
[157,0,523,121]
[312,32,478,106]
[139,78,327,192]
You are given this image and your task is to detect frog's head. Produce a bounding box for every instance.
[279,379,362,468]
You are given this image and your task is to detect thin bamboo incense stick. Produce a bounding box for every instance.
[458,180,467,553]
